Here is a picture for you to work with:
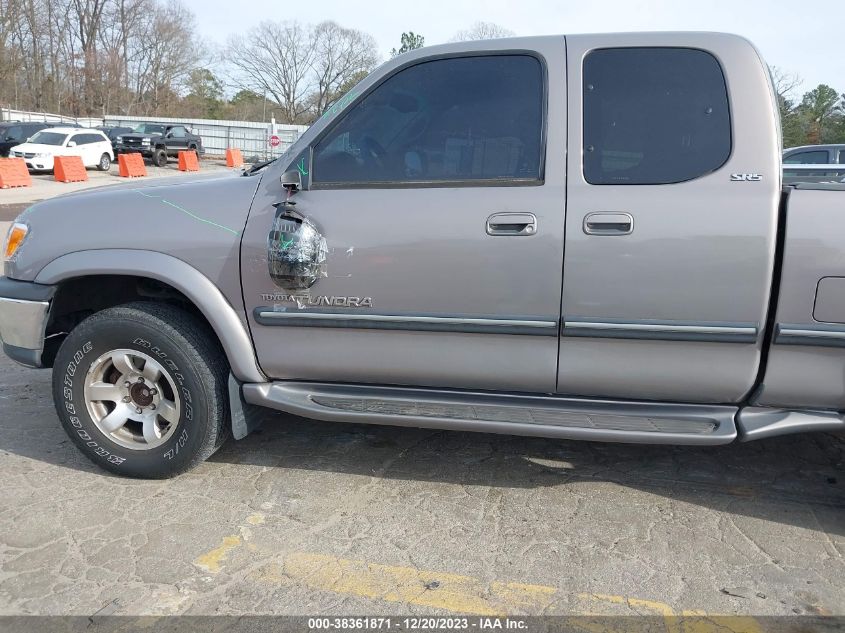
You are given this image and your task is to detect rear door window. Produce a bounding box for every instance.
[839,150,845,165]
[583,47,732,185]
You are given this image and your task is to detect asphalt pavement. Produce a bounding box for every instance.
[0,353,842,622]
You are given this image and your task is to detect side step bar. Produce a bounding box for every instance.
[242,382,739,445]
[736,407,845,441]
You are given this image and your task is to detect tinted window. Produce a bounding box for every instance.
[135,124,165,134]
[74,134,101,145]
[313,55,544,185]
[839,150,845,165]
[4,126,22,140]
[583,48,731,185]
[783,150,830,164]
[28,131,68,146]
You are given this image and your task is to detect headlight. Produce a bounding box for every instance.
[4,222,29,260]
[142,137,151,144]
[116,136,122,142]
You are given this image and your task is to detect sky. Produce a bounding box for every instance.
[188,0,843,101]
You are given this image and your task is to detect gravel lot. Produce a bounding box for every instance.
[0,353,842,622]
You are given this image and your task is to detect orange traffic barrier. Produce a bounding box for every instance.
[117,153,147,178]
[225,148,244,168]
[53,156,88,183]
[0,158,32,189]
[178,150,199,172]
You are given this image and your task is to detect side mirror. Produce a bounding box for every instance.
[280,169,302,192]
[67,141,77,147]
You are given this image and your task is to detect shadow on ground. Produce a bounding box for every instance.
[2,360,842,536]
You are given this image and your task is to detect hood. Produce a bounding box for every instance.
[9,142,57,154]
[8,172,263,282]
[120,132,163,139]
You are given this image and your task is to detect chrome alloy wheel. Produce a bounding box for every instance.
[83,349,181,450]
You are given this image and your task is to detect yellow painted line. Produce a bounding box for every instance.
[667,616,764,633]
[578,594,764,633]
[579,593,675,616]
[194,535,242,573]
[255,552,557,616]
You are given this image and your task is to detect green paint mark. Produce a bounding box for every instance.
[279,237,295,250]
[133,190,239,236]
[296,157,309,177]
[322,92,357,119]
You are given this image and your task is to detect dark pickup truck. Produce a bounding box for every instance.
[114,123,205,166]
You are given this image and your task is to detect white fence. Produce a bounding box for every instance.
[104,115,307,160]
[1,106,101,128]
[2,107,308,160]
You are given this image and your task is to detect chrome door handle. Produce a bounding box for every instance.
[486,213,537,236]
[583,212,634,235]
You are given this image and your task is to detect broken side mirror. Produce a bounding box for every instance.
[280,169,301,192]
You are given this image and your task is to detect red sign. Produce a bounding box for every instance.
[269,135,281,147]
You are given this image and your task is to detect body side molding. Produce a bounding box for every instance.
[254,309,559,336]
[563,318,759,343]
[775,323,845,347]
[35,249,266,383]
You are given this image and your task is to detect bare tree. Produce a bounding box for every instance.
[70,0,109,113]
[452,21,515,42]
[311,21,378,116]
[227,21,315,124]
[0,0,22,95]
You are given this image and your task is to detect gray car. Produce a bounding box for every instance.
[783,144,845,165]
[1,32,843,478]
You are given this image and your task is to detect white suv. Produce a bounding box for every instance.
[10,127,114,172]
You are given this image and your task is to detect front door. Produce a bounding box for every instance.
[241,47,567,392]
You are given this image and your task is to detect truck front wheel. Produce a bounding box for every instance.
[52,302,229,478]
[152,148,167,167]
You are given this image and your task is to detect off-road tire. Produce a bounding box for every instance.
[52,302,229,478]
[152,148,167,167]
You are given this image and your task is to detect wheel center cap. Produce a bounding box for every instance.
[130,382,154,407]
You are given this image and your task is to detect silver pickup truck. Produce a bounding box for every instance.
[2,32,844,478]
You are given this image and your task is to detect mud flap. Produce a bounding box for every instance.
[228,373,263,440]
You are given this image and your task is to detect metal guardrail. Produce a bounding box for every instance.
[782,164,845,185]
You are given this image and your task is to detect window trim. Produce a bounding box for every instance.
[307,50,549,190]
[784,149,832,164]
[582,46,734,186]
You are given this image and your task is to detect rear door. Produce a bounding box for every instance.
[166,126,189,152]
[241,42,567,392]
[559,33,781,403]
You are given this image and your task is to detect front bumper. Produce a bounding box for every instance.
[0,277,56,368]
[11,153,54,171]
[114,144,152,156]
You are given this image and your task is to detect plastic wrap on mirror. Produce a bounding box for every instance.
[268,210,328,290]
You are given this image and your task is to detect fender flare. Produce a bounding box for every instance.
[35,249,266,383]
